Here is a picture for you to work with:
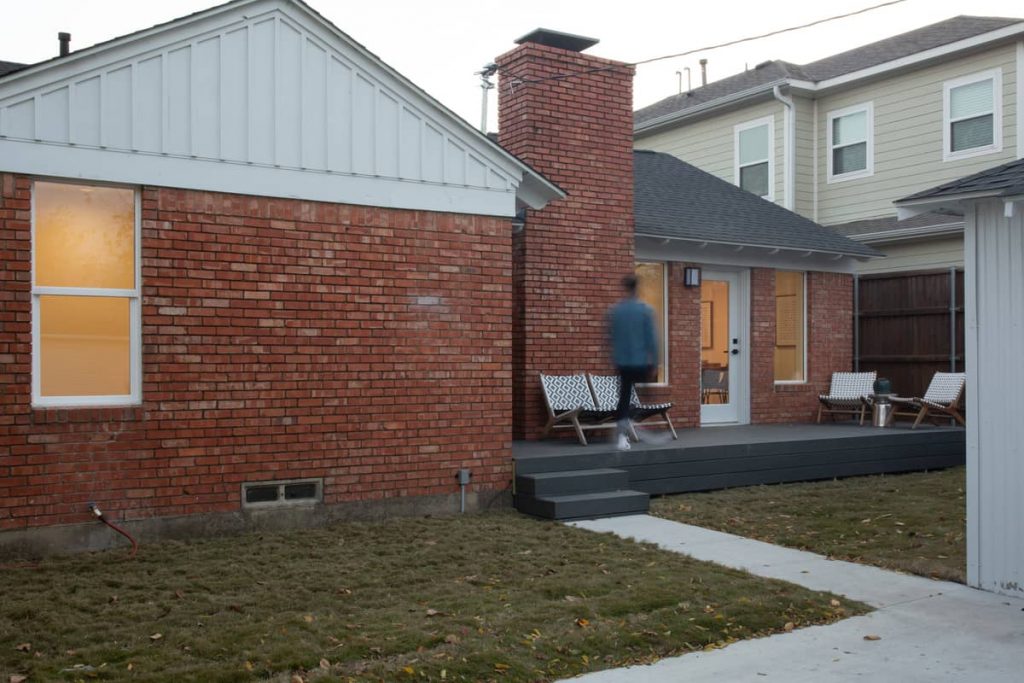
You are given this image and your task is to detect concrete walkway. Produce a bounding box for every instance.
[566,515,1024,682]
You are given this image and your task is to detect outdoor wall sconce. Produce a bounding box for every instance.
[684,267,701,287]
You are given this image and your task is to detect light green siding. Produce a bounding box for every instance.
[635,99,786,205]
[816,44,1018,226]
[793,95,815,219]
[856,235,964,274]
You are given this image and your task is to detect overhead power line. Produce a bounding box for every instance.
[506,0,908,86]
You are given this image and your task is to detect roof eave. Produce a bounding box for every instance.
[849,222,964,244]
[634,231,882,260]
[634,79,787,136]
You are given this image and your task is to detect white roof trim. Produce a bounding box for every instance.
[635,22,1024,134]
[634,231,880,260]
[849,222,964,244]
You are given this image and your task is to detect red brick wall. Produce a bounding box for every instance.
[497,42,636,439]
[750,269,854,423]
[0,175,513,530]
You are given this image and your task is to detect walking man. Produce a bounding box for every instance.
[607,275,659,451]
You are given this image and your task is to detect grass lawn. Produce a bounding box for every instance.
[1,512,865,683]
[652,466,966,583]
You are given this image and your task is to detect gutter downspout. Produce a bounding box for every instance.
[772,85,795,211]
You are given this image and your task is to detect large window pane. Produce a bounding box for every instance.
[740,162,769,197]
[774,271,805,382]
[833,142,867,174]
[35,182,135,289]
[738,124,769,165]
[951,115,994,152]
[832,110,866,146]
[40,296,131,397]
[950,79,993,120]
[635,262,666,383]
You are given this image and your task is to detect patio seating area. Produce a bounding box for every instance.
[513,423,966,520]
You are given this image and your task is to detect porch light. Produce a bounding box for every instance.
[684,267,701,287]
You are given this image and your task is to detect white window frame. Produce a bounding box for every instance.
[826,102,874,183]
[636,261,670,388]
[31,179,142,408]
[773,271,807,386]
[733,115,775,201]
[943,68,1002,162]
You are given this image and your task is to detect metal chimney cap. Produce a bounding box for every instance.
[514,28,599,53]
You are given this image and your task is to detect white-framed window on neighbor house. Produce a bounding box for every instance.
[734,116,774,200]
[827,102,873,182]
[635,261,668,385]
[32,181,141,407]
[774,271,806,384]
[943,68,1002,161]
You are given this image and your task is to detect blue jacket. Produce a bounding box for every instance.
[608,297,658,369]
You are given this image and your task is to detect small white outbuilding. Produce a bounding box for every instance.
[896,158,1024,598]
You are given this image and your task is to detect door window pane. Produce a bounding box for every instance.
[774,271,805,382]
[635,262,666,383]
[40,295,131,397]
[701,280,729,404]
[34,182,135,289]
[740,162,769,197]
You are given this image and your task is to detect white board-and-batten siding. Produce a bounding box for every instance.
[965,199,1024,598]
[0,0,529,217]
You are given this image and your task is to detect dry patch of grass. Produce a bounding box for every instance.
[1,511,865,682]
[652,466,966,583]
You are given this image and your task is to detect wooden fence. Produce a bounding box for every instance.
[855,268,964,399]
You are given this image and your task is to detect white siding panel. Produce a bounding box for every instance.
[399,107,421,180]
[2,98,34,139]
[467,156,486,188]
[134,56,162,152]
[326,56,352,172]
[192,38,220,159]
[302,40,327,170]
[446,140,465,185]
[220,28,248,161]
[275,21,302,168]
[423,124,443,183]
[968,200,1024,598]
[376,91,399,177]
[38,88,69,143]
[352,74,375,175]
[165,47,191,156]
[72,77,100,146]
[102,66,132,150]
[249,19,275,165]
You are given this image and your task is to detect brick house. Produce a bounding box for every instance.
[1,3,875,554]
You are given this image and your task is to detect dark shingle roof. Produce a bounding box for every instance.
[898,158,1024,203]
[634,150,879,258]
[636,15,1022,127]
[0,61,27,78]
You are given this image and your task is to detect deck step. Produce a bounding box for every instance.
[516,490,649,521]
[516,468,629,496]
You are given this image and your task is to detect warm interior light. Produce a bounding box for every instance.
[40,295,131,396]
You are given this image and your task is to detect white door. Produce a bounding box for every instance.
[700,269,749,425]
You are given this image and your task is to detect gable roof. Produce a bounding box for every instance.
[634,150,879,258]
[0,61,25,78]
[898,158,1024,203]
[0,0,561,215]
[636,15,1024,129]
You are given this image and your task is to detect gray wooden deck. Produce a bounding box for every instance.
[513,423,966,520]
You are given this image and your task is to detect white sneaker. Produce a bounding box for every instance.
[616,434,631,451]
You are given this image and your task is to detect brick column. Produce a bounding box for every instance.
[497,38,636,439]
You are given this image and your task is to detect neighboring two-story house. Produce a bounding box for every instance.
[634,15,1023,394]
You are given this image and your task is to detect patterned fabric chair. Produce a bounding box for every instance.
[817,371,876,425]
[587,374,678,440]
[539,373,616,445]
[889,372,966,428]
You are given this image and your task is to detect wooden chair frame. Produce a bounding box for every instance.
[587,374,678,440]
[888,372,966,428]
[539,373,617,445]
[817,371,876,425]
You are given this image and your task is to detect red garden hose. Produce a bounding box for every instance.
[88,503,138,559]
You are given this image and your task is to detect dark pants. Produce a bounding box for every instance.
[616,366,651,423]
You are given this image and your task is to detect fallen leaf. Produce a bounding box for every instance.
[109,595,118,604]
[574,618,589,628]
[319,658,330,669]
[494,663,510,671]
[303,615,315,623]
[14,643,30,653]
[830,599,841,608]
[441,669,447,679]
[444,634,459,644]
[784,622,795,632]
[425,609,441,617]
[402,666,415,675]
[864,634,881,641]
[149,633,163,642]
[10,675,28,683]
[174,590,185,600]
[244,660,254,671]
[290,675,304,683]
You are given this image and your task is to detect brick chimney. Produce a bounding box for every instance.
[496,30,636,439]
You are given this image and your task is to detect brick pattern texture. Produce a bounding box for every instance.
[0,175,513,530]
[749,269,854,423]
[497,43,637,439]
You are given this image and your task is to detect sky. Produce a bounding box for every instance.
[2,0,1022,130]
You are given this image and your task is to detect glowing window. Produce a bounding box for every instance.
[635,262,668,384]
[774,271,805,383]
[33,182,139,406]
